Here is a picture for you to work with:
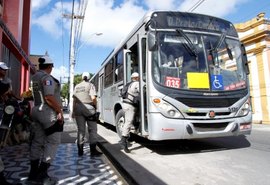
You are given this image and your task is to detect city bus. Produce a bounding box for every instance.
[90,11,252,141]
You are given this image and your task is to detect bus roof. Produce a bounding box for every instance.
[98,10,237,73]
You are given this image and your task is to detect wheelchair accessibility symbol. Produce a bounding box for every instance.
[211,75,224,90]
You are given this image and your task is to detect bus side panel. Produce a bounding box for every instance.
[102,82,123,125]
[102,87,116,125]
[147,113,186,140]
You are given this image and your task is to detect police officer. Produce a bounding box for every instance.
[72,72,102,157]
[120,72,140,153]
[0,62,12,185]
[28,55,63,185]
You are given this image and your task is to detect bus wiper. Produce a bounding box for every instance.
[212,32,225,52]
[176,29,198,57]
[211,32,234,60]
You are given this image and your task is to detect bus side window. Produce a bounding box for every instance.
[115,50,124,82]
[104,59,114,87]
[128,43,139,75]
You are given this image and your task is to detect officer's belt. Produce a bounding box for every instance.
[123,100,134,106]
[83,102,94,106]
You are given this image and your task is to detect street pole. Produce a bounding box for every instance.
[67,0,75,120]
[69,13,75,120]
[63,0,84,119]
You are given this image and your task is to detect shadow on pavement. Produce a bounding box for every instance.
[100,122,251,156]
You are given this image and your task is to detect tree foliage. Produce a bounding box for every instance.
[60,72,94,100]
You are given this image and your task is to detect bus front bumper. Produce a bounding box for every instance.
[147,113,252,141]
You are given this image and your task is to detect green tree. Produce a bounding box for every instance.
[60,72,94,101]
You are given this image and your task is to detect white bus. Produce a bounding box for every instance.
[91,11,252,141]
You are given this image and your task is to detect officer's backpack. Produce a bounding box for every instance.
[120,81,133,99]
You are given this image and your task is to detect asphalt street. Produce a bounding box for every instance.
[96,121,270,185]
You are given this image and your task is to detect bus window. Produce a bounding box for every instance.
[104,59,114,87]
[115,51,124,82]
[126,43,139,82]
[142,38,147,82]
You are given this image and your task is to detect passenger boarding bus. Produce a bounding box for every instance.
[91,11,252,141]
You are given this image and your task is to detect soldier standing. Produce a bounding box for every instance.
[28,55,63,185]
[0,62,12,185]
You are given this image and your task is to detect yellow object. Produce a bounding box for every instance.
[187,72,210,89]
[21,89,33,98]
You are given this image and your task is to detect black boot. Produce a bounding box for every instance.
[0,171,12,185]
[77,143,84,156]
[27,159,40,181]
[37,162,57,185]
[90,144,103,157]
[120,136,130,153]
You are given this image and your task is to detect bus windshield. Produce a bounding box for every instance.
[152,31,247,91]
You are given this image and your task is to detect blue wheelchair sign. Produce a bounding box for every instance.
[211,75,224,90]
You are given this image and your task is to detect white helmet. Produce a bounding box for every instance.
[0,62,9,70]
[82,72,90,80]
[38,55,53,65]
[131,72,139,78]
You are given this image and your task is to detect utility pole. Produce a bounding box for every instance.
[63,0,84,119]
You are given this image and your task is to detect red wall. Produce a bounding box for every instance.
[0,0,33,94]
[3,0,21,42]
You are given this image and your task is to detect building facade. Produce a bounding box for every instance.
[0,0,34,97]
[235,13,270,124]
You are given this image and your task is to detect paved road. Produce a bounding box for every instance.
[97,123,270,185]
[0,114,126,185]
[2,113,269,185]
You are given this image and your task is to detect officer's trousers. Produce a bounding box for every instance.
[30,105,61,163]
[74,103,98,145]
[0,156,4,172]
[122,103,136,137]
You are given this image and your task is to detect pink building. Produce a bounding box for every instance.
[0,0,34,97]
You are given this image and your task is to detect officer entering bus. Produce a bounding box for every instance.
[120,72,140,153]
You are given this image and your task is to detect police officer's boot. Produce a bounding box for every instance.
[90,144,103,157]
[120,136,130,153]
[27,159,40,182]
[0,171,12,185]
[77,143,84,156]
[37,162,57,185]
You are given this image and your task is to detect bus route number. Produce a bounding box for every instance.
[165,76,181,88]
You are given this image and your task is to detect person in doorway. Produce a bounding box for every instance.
[0,62,20,100]
[0,62,13,185]
[28,55,64,185]
[72,72,102,157]
[120,72,140,153]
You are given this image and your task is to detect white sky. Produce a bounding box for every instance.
[32,0,248,47]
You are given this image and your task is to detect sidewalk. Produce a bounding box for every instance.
[0,115,125,185]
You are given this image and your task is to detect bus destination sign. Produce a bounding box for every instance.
[151,12,238,37]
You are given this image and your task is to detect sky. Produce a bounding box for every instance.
[30,0,270,83]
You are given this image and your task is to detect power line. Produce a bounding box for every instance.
[63,0,87,119]
[188,0,205,12]
[60,0,66,69]
[74,0,88,64]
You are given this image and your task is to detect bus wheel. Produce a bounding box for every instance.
[115,109,125,138]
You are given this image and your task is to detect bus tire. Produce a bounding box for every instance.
[115,109,125,138]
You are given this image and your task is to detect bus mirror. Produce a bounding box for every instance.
[148,32,157,51]
[241,43,250,75]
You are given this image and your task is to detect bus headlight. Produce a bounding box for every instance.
[152,98,183,118]
[236,101,251,117]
